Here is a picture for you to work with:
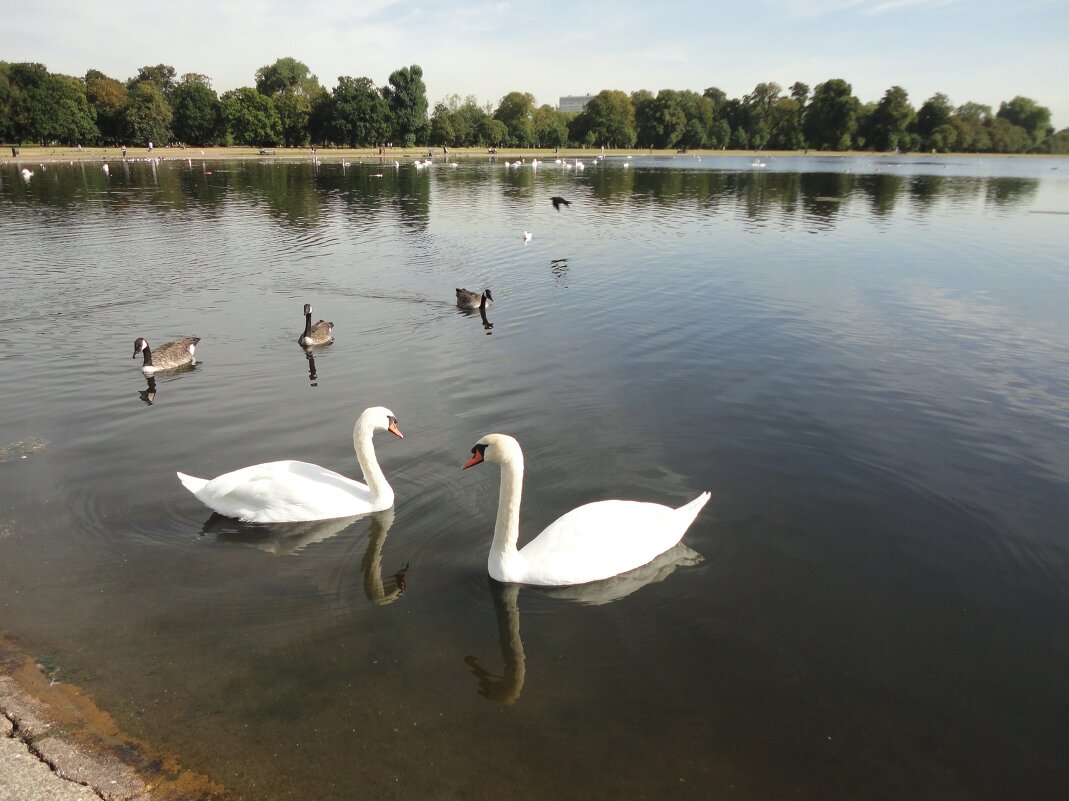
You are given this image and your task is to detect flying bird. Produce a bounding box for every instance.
[551,196,571,211]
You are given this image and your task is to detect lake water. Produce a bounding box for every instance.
[1,153,1067,800]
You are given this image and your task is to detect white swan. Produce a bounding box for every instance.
[177,406,403,523]
[462,433,710,585]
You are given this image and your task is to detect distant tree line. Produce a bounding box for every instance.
[1,58,1066,154]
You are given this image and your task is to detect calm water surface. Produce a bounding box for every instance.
[1,154,1068,800]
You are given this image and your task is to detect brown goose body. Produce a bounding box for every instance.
[299,303,334,346]
[132,336,200,374]
[456,288,493,310]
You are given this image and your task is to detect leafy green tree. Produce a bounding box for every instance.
[632,90,655,146]
[720,98,747,148]
[0,63,13,142]
[947,102,992,152]
[767,95,806,149]
[255,57,316,96]
[708,118,730,149]
[915,93,953,145]
[328,76,389,147]
[1043,128,1069,154]
[429,102,456,146]
[254,57,323,146]
[382,64,429,146]
[129,64,177,96]
[31,74,99,144]
[702,86,726,109]
[170,74,220,146]
[429,94,490,147]
[986,116,1032,153]
[3,63,97,144]
[3,62,49,143]
[52,74,98,144]
[220,87,281,146]
[570,90,635,147]
[677,91,716,149]
[85,70,128,144]
[927,123,958,153]
[789,82,809,105]
[478,117,508,147]
[996,96,1051,148]
[494,91,537,146]
[308,90,334,145]
[532,104,569,147]
[272,91,312,147]
[865,86,916,151]
[803,78,860,150]
[638,89,686,149]
[854,101,877,149]
[125,81,172,145]
[742,82,781,149]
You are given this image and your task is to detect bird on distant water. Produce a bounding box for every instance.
[456,288,493,310]
[551,196,571,211]
[132,336,200,374]
[523,231,532,243]
[298,303,334,347]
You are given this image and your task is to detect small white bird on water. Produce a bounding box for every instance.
[523,231,532,244]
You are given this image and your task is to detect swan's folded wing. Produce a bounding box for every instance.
[194,460,370,523]
[519,500,687,586]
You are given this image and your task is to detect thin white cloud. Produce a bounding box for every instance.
[865,0,962,14]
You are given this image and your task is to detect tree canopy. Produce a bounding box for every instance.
[0,58,1063,154]
[382,65,429,147]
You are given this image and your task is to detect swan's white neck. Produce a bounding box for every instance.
[354,419,393,510]
[489,448,525,581]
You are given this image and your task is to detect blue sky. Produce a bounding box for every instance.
[5,0,1067,127]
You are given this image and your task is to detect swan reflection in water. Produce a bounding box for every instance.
[466,542,702,704]
[201,507,408,605]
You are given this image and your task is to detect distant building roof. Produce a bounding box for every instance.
[559,95,595,113]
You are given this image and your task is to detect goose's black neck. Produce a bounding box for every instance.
[302,311,313,339]
[141,345,154,366]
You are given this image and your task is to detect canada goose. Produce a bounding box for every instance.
[298,304,334,347]
[132,337,200,374]
[456,288,493,310]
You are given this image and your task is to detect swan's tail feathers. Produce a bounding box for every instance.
[176,471,209,494]
[676,491,711,526]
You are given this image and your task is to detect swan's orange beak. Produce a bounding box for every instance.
[388,420,404,439]
[462,451,484,469]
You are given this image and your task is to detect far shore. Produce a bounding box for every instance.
[4,144,1064,165]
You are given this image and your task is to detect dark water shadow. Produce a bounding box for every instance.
[465,543,702,704]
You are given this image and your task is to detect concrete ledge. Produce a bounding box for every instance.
[0,636,238,801]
